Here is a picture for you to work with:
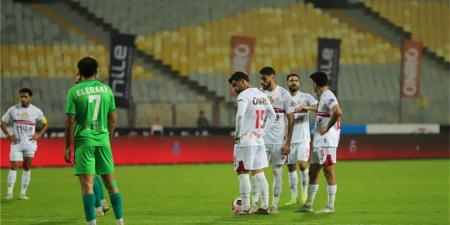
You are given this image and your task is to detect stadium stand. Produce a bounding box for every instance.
[1,0,448,126]
[136,3,401,76]
[73,0,300,34]
[363,0,450,62]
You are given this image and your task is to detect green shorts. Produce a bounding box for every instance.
[74,146,115,175]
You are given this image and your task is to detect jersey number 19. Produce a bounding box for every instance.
[255,110,265,129]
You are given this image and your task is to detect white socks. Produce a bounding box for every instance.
[7,170,17,195]
[300,168,309,196]
[6,170,31,197]
[254,172,269,209]
[272,166,282,207]
[20,170,31,195]
[237,174,251,211]
[305,184,319,207]
[288,171,298,201]
[251,175,260,207]
[116,218,124,225]
[327,185,337,208]
[87,219,96,225]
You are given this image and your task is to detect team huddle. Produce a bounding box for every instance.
[229,67,342,215]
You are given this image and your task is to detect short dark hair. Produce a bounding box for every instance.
[259,67,275,76]
[286,73,300,81]
[19,88,32,96]
[228,71,250,84]
[77,57,98,78]
[310,71,328,87]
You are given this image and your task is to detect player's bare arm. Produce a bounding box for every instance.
[282,113,294,155]
[108,111,118,140]
[0,121,18,144]
[295,104,318,112]
[318,104,342,135]
[234,99,248,143]
[64,115,75,163]
[30,118,48,141]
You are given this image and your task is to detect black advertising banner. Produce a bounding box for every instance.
[317,38,341,95]
[109,33,135,108]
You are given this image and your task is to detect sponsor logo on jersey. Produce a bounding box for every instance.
[252,97,268,105]
[20,111,30,119]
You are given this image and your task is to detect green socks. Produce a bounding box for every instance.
[82,194,96,222]
[93,176,104,208]
[110,192,123,220]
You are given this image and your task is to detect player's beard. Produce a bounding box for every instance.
[289,85,298,93]
[261,82,271,90]
[21,101,30,107]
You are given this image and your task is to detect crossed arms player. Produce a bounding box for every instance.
[298,71,342,213]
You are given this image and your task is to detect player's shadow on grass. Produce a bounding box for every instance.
[211,208,334,225]
[29,218,79,225]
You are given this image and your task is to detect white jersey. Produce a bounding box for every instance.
[262,86,295,144]
[313,90,340,147]
[1,104,46,147]
[291,91,318,144]
[235,88,276,147]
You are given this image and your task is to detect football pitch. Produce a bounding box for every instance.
[1,159,449,225]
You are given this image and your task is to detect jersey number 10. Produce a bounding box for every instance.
[255,110,265,129]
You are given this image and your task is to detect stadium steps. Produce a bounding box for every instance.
[63,0,225,102]
[324,8,400,47]
[30,3,100,44]
[59,0,225,126]
[355,1,449,67]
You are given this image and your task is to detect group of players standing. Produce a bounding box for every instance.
[1,56,342,224]
[229,66,342,215]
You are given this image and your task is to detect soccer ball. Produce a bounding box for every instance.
[231,197,242,214]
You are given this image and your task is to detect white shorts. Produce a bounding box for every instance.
[234,145,268,171]
[287,142,310,164]
[266,144,286,166]
[10,144,37,161]
[310,147,337,166]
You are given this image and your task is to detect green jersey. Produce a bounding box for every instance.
[65,79,116,147]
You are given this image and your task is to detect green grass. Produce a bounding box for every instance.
[1,160,449,225]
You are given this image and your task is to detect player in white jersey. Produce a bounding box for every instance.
[1,88,48,200]
[229,71,276,215]
[298,72,342,214]
[253,67,294,213]
[284,73,318,206]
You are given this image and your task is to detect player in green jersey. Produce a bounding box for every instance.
[64,56,124,225]
[74,73,110,216]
